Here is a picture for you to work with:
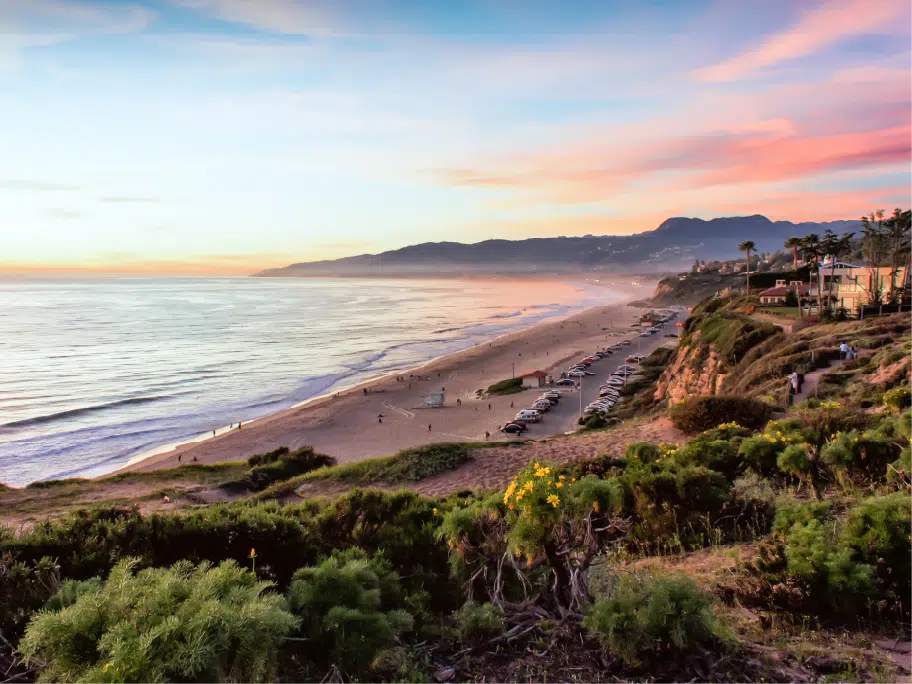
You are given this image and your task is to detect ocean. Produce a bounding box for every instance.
[0,277,620,486]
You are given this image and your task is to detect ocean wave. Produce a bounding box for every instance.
[2,395,177,430]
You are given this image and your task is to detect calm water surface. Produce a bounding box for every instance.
[0,277,621,486]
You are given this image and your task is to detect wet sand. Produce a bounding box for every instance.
[122,280,665,473]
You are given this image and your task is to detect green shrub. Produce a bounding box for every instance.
[486,377,524,395]
[820,431,895,482]
[883,386,911,412]
[738,435,787,475]
[584,573,726,666]
[226,446,336,492]
[624,442,661,465]
[772,500,832,535]
[248,446,290,467]
[19,558,298,683]
[672,439,740,480]
[617,464,768,553]
[579,413,609,430]
[454,601,504,640]
[670,396,772,433]
[286,549,413,678]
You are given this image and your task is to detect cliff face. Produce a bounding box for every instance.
[653,329,727,403]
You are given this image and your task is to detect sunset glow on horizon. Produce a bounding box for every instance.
[2,0,910,275]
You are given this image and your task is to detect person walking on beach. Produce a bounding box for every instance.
[213,430,216,436]
[428,424,432,431]
[378,413,384,424]
[484,431,490,441]
[178,454,182,464]
[488,403,491,410]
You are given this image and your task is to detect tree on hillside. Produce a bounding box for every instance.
[860,210,888,305]
[881,208,911,300]
[800,233,822,315]
[738,240,755,295]
[784,236,802,272]
[820,230,855,313]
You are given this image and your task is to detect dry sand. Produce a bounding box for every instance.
[123,280,671,473]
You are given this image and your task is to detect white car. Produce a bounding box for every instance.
[515,409,542,422]
[567,370,586,377]
[604,378,625,386]
[532,401,552,412]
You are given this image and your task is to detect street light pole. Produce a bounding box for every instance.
[512,362,515,378]
[579,375,583,417]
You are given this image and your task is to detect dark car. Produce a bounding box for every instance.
[501,422,526,434]
[665,333,679,338]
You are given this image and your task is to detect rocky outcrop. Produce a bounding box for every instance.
[653,330,727,404]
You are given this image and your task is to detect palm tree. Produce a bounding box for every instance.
[783,236,802,272]
[738,240,755,295]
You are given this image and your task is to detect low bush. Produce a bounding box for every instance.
[225,446,336,492]
[883,386,911,412]
[742,493,911,620]
[670,396,772,433]
[584,572,726,666]
[454,601,504,640]
[672,438,740,480]
[486,377,524,396]
[20,558,298,683]
[286,549,413,679]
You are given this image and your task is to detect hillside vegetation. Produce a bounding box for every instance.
[1,295,909,683]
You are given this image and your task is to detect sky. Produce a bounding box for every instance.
[1,0,910,275]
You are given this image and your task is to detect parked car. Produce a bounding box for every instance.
[567,370,586,377]
[555,378,576,386]
[515,409,542,422]
[532,401,552,411]
[501,423,526,434]
[665,333,679,338]
[541,391,561,399]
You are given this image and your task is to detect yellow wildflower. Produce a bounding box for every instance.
[592,501,600,513]
[571,477,577,483]
[546,494,560,508]
[432,507,438,516]
[534,462,541,469]
[556,482,564,489]
[523,481,534,492]
[508,503,514,510]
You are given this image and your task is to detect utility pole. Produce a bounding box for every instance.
[512,363,515,378]
[579,375,583,417]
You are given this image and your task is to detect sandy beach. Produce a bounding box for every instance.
[122,279,667,473]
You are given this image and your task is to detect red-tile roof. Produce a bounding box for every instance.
[522,370,548,378]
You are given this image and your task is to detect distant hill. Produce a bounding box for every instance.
[254,215,861,278]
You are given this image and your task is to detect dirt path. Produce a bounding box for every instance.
[793,357,848,402]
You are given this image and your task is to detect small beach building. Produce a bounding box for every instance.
[424,391,445,407]
[520,370,548,389]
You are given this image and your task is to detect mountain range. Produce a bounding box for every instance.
[253,215,861,278]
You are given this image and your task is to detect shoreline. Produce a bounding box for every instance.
[114,279,660,476]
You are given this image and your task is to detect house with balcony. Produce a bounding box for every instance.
[817,257,907,310]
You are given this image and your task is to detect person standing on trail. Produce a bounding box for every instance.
[839,342,848,359]
[428,424,432,431]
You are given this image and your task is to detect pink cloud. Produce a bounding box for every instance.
[694,0,908,83]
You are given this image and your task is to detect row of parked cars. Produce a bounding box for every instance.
[499,389,563,433]
[561,340,632,380]
[584,364,640,415]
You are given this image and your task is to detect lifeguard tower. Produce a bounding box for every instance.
[424,391,445,408]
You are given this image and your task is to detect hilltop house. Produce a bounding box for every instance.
[758,280,811,305]
[817,257,908,309]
